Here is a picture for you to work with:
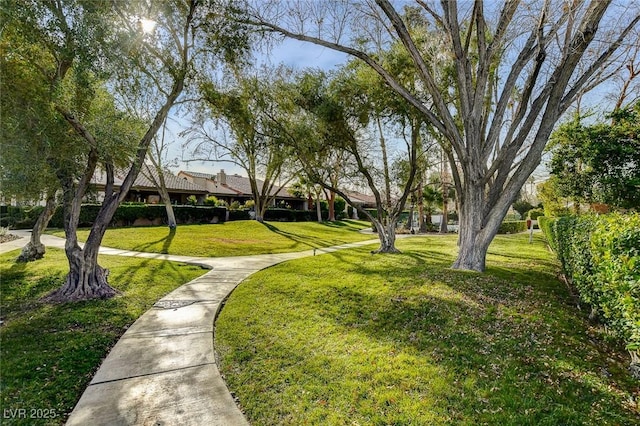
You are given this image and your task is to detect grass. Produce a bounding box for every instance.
[0,248,208,425]
[215,234,640,425]
[49,220,372,257]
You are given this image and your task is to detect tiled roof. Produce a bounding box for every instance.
[343,190,377,205]
[180,170,301,199]
[180,171,215,180]
[137,166,207,193]
[91,165,208,193]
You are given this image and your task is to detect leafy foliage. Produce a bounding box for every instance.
[548,103,640,210]
[537,177,572,217]
[512,200,535,219]
[527,208,545,220]
[46,204,227,228]
[497,221,528,234]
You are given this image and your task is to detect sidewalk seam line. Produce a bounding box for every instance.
[89,362,217,386]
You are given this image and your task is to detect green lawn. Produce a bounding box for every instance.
[49,220,372,257]
[215,234,640,425]
[0,249,208,425]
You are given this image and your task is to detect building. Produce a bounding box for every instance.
[177,169,306,210]
[89,165,209,205]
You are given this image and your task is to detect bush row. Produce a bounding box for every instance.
[497,220,528,234]
[0,206,46,229]
[539,214,640,358]
[46,205,228,228]
[3,203,356,229]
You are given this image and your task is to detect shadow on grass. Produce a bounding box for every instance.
[129,227,177,254]
[0,248,208,424]
[218,237,640,424]
[260,221,341,249]
[333,266,634,423]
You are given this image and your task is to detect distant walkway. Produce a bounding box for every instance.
[1,230,387,425]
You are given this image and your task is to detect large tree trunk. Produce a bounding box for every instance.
[17,194,57,262]
[371,217,400,254]
[46,243,117,302]
[452,182,500,272]
[44,168,118,302]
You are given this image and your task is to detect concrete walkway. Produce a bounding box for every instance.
[1,230,382,425]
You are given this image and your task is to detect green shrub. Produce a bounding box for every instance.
[540,213,640,361]
[334,197,346,219]
[204,196,219,206]
[228,209,251,221]
[49,204,227,228]
[538,216,555,250]
[263,208,314,222]
[527,208,545,220]
[229,201,241,211]
[497,220,527,234]
[513,200,535,219]
[0,205,46,229]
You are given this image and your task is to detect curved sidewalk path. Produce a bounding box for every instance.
[2,230,386,425]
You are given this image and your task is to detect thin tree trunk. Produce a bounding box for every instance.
[440,154,449,233]
[377,117,392,210]
[255,196,265,222]
[156,181,176,228]
[405,199,414,231]
[17,194,57,262]
[163,197,177,229]
[418,186,426,233]
[328,190,336,221]
[316,197,322,222]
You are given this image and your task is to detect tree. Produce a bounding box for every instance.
[284,67,423,253]
[4,0,246,301]
[0,30,62,262]
[537,177,571,217]
[248,0,640,271]
[188,68,297,222]
[548,102,640,210]
[143,119,178,229]
[512,200,535,220]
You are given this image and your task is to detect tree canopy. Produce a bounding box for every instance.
[548,102,640,210]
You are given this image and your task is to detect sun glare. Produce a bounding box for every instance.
[139,18,156,34]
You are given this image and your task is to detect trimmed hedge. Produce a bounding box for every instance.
[539,214,640,359]
[48,204,228,228]
[497,220,528,234]
[5,203,339,228]
[527,208,545,220]
[264,208,314,222]
[0,206,45,229]
[228,209,251,221]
